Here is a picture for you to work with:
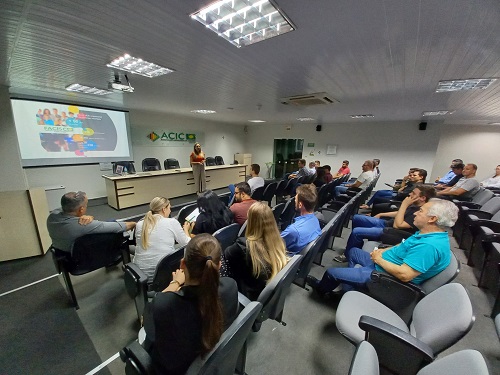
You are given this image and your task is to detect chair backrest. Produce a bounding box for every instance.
[294,231,328,285]
[218,194,230,207]
[68,233,126,275]
[349,341,379,375]
[314,211,344,264]
[141,158,161,171]
[256,254,303,324]
[316,183,330,209]
[416,350,489,375]
[275,179,287,198]
[279,198,296,231]
[213,223,241,251]
[478,196,500,215]
[238,220,247,237]
[123,263,149,321]
[420,251,460,294]
[176,203,198,224]
[151,246,186,292]
[206,157,216,166]
[262,182,278,205]
[186,301,263,375]
[284,178,298,196]
[410,283,474,354]
[471,187,494,205]
[214,156,225,165]
[251,186,265,201]
[272,203,285,224]
[164,158,180,169]
[113,161,136,174]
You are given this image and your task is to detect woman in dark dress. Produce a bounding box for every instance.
[224,202,288,300]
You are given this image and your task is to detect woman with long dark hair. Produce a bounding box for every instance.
[190,142,206,194]
[190,190,234,236]
[145,234,235,374]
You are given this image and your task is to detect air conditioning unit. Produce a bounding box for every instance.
[280,92,337,106]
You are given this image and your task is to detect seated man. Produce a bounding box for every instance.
[435,158,463,184]
[47,191,136,252]
[229,182,257,225]
[334,160,374,197]
[247,163,265,192]
[288,159,314,180]
[334,185,436,262]
[281,184,321,255]
[332,160,350,179]
[308,161,317,174]
[435,163,464,190]
[437,163,480,200]
[307,198,458,296]
[323,165,333,183]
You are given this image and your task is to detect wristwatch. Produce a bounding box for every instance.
[169,280,181,286]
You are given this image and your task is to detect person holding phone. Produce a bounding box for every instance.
[190,143,206,194]
[186,190,233,237]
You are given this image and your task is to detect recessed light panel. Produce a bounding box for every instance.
[191,0,295,48]
[65,83,113,95]
[436,78,496,92]
[107,54,175,78]
[191,109,217,114]
[422,110,449,116]
[296,117,315,122]
[248,120,266,123]
[350,114,374,119]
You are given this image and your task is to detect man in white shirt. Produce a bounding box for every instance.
[334,160,375,197]
[247,164,265,192]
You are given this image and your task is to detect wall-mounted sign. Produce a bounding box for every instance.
[132,128,204,147]
[307,142,315,147]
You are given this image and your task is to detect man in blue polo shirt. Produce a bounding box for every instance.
[281,184,321,255]
[307,198,458,296]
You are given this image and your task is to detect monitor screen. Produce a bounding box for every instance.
[10,99,133,167]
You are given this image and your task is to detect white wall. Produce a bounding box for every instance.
[245,121,442,186]
[431,124,500,182]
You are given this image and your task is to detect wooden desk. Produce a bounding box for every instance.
[103,164,246,209]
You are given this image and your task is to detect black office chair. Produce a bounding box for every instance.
[164,158,180,169]
[214,156,225,165]
[113,161,136,174]
[213,223,241,251]
[206,157,216,166]
[271,203,285,225]
[262,182,278,206]
[141,158,161,171]
[50,232,130,309]
[293,230,328,288]
[176,203,198,224]
[251,186,265,201]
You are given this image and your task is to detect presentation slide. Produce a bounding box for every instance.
[11,99,133,167]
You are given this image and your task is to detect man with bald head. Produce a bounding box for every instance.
[334,160,375,198]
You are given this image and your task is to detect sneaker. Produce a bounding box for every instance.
[306,276,327,297]
[333,254,347,263]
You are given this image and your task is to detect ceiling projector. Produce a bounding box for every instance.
[109,81,134,93]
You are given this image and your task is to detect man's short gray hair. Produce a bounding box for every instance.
[427,198,458,228]
[61,191,86,213]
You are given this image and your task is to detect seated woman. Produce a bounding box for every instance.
[133,197,191,279]
[189,190,234,236]
[144,234,238,375]
[481,165,500,189]
[313,167,327,187]
[223,202,288,300]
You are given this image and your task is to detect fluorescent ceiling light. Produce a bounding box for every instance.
[65,83,112,95]
[488,122,500,125]
[296,117,315,122]
[422,110,450,116]
[191,109,217,114]
[248,120,266,123]
[107,54,174,78]
[436,78,496,92]
[350,114,374,119]
[190,0,295,48]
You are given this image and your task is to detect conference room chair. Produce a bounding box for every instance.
[283,177,298,197]
[176,203,198,224]
[50,232,130,309]
[238,254,303,332]
[465,210,500,268]
[348,341,490,375]
[315,183,330,210]
[205,156,216,166]
[113,161,136,174]
[336,283,474,375]
[237,220,247,237]
[293,230,329,289]
[214,155,224,165]
[164,158,180,169]
[475,237,500,317]
[218,193,231,207]
[313,209,345,266]
[274,179,288,204]
[262,182,277,206]
[251,185,265,201]
[271,202,285,225]
[120,301,263,375]
[213,223,241,252]
[454,196,500,246]
[141,158,161,171]
[278,198,296,231]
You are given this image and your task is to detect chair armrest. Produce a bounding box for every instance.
[482,233,500,244]
[367,272,425,324]
[467,211,493,222]
[453,201,481,209]
[359,315,434,374]
[475,221,500,231]
[119,340,154,375]
[238,292,251,308]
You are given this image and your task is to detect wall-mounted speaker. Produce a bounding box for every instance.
[316,125,322,132]
[419,122,427,131]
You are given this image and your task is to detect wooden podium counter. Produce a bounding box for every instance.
[103,164,246,210]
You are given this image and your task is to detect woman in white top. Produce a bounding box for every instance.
[481,165,500,188]
[133,197,191,279]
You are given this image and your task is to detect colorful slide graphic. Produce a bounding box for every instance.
[36,105,118,156]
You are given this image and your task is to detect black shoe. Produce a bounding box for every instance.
[333,254,347,263]
[306,276,327,298]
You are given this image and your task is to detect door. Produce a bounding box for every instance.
[273,139,304,179]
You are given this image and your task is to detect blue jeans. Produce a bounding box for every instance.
[317,247,375,292]
[345,214,386,250]
[334,185,348,198]
[367,190,394,206]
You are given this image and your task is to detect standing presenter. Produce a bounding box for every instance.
[190,142,206,194]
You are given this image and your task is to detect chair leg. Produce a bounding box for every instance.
[235,341,248,375]
[61,270,79,309]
